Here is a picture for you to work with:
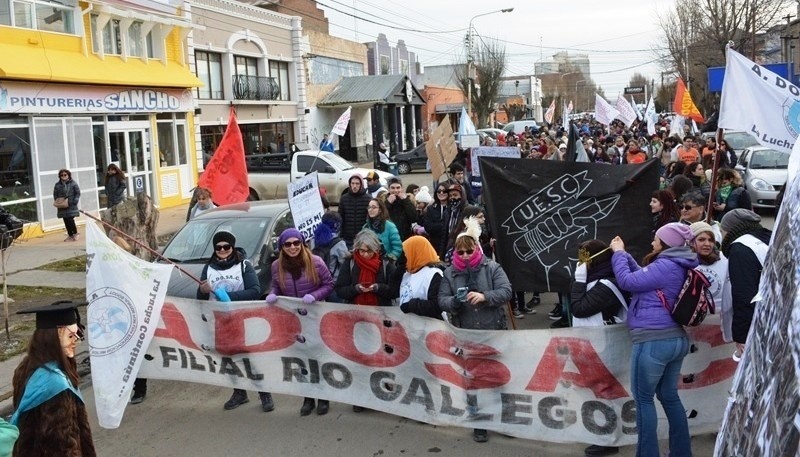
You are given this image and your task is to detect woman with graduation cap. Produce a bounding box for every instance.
[11,300,96,456]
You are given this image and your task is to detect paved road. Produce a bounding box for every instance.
[87,379,718,456]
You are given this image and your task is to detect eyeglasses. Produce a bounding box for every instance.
[681,205,698,211]
[357,248,374,255]
[283,240,302,248]
[456,249,475,256]
[214,244,232,252]
[59,173,68,177]
[367,205,379,210]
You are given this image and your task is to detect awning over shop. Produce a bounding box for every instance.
[0,31,202,88]
[319,74,425,108]
[435,103,465,114]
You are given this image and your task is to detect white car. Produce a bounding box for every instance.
[736,146,788,208]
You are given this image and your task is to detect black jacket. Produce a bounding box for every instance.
[729,229,771,343]
[197,248,261,301]
[105,175,127,208]
[422,202,448,259]
[571,277,627,322]
[335,256,397,306]
[338,187,371,243]
[386,195,417,240]
[390,263,444,319]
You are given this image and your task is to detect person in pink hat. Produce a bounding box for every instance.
[609,222,698,457]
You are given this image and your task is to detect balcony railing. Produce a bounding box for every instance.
[232,75,280,101]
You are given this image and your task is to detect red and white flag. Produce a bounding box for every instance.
[544,99,556,124]
[198,108,249,205]
[330,106,352,137]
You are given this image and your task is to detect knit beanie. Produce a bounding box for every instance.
[655,222,694,248]
[321,212,342,234]
[689,221,714,238]
[278,228,304,247]
[415,186,433,204]
[212,231,236,247]
[720,208,761,232]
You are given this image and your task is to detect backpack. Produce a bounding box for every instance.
[657,268,715,327]
[312,236,341,275]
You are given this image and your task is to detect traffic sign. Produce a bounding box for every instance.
[134,176,145,194]
[624,86,645,95]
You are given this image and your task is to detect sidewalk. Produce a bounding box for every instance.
[0,203,190,416]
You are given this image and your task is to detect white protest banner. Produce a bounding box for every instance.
[85,222,174,428]
[544,99,556,124]
[594,95,620,126]
[469,146,521,177]
[330,106,352,137]
[614,95,637,128]
[670,114,686,139]
[719,46,798,154]
[139,297,736,446]
[287,172,324,241]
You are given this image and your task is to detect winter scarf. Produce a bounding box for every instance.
[353,252,381,306]
[587,259,614,283]
[720,222,766,257]
[452,247,483,271]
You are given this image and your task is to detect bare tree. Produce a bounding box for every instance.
[627,72,654,104]
[456,39,506,128]
[655,0,794,113]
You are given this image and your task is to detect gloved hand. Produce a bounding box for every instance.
[265,293,278,304]
[303,294,315,304]
[400,301,410,313]
[214,288,231,302]
[413,224,426,235]
[574,263,588,283]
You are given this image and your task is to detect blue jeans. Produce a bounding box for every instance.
[631,336,691,457]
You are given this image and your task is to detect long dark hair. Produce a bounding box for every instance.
[13,329,79,407]
[105,163,126,185]
[653,190,679,229]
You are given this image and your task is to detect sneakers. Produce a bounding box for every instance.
[316,399,329,415]
[300,397,316,416]
[130,391,146,405]
[584,445,619,456]
[259,392,274,412]
[548,303,563,320]
[223,389,249,410]
[526,294,541,308]
[512,309,525,319]
[550,317,570,329]
[522,306,536,314]
[72,233,79,241]
[473,429,489,443]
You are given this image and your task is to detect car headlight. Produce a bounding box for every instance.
[749,178,774,191]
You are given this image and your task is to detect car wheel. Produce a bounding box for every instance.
[248,189,260,201]
[397,162,411,174]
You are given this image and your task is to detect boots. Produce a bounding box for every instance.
[316,399,329,415]
[300,397,316,416]
[473,429,488,443]
[259,392,274,412]
[223,389,249,410]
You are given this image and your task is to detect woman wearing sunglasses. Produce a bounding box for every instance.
[266,228,334,416]
[53,168,81,242]
[11,301,94,456]
[422,183,451,260]
[438,217,512,444]
[197,231,270,413]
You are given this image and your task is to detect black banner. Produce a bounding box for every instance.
[480,158,659,292]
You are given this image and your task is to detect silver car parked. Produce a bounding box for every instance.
[735,146,789,208]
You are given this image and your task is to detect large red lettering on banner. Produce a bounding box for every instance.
[215,306,300,355]
[680,325,737,389]
[154,302,199,350]
[424,330,511,390]
[319,309,411,367]
[526,337,628,400]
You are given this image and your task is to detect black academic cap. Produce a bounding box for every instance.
[17,300,86,331]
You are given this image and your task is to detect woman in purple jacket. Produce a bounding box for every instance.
[610,223,698,457]
[265,228,335,416]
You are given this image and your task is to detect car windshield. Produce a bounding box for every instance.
[162,217,271,262]
[725,132,759,150]
[480,130,498,139]
[322,153,355,170]
[749,149,789,169]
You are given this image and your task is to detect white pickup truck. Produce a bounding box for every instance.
[247,150,393,204]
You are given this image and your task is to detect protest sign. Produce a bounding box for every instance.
[469,147,520,177]
[425,115,458,181]
[287,172,324,241]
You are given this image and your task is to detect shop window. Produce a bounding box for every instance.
[196,51,224,100]
[0,125,36,222]
[90,14,159,59]
[3,0,75,33]
[200,125,225,168]
[269,61,290,101]
[157,117,189,168]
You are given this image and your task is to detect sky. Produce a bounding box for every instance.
[317,0,677,98]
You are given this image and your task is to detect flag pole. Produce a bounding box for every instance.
[79,210,203,285]
[706,128,724,223]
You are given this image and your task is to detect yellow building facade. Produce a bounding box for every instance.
[0,0,202,235]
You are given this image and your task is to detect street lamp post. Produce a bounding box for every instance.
[467,8,514,119]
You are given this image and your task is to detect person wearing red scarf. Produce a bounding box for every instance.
[335,230,397,308]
